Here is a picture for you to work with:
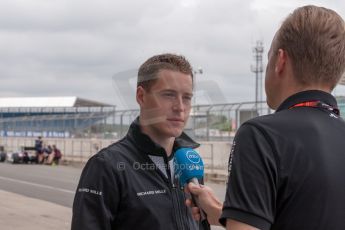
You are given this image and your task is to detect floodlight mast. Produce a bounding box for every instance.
[251,41,264,112]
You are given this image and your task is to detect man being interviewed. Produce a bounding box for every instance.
[72,53,207,229]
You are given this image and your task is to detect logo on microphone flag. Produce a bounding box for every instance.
[186,150,201,164]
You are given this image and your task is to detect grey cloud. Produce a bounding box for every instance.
[0,0,173,31]
[1,0,345,108]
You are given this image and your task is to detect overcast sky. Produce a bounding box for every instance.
[1,0,345,109]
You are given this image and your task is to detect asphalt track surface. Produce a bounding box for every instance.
[0,162,226,230]
[0,163,80,208]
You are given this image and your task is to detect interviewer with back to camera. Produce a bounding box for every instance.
[71,53,209,229]
[185,5,345,230]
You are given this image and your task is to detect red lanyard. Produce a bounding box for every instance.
[289,101,340,116]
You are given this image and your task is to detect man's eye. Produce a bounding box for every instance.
[163,93,175,97]
[183,96,192,101]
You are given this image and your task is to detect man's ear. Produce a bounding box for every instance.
[136,86,145,106]
[275,49,288,75]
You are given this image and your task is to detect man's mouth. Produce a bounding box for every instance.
[167,118,184,122]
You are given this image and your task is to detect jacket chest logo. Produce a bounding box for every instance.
[136,189,166,197]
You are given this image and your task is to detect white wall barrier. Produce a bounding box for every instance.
[0,137,231,175]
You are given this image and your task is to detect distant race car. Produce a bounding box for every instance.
[0,146,6,162]
[7,147,38,164]
[0,152,6,162]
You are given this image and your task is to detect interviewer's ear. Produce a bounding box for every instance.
[275,49,288,74]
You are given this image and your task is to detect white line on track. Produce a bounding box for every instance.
[0,176,75,194]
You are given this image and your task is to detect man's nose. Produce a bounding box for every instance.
[173,96,185,112]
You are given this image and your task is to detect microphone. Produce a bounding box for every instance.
[174,148,210,229]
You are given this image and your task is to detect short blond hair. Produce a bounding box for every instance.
[137,53,193,91]
[275,5,345,89]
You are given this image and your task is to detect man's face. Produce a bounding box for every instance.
[138,69,193,138]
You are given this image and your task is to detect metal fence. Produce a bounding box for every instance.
[0,101,272,142]
[111,101,272,141]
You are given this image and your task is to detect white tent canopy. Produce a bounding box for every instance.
[0,97,113,108]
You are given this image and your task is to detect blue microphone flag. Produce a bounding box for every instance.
[174,148,204,188]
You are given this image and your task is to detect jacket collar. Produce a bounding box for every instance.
[126,117,200,159]
[276,90,337,113]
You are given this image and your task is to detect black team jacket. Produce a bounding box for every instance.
[72,117,207,230]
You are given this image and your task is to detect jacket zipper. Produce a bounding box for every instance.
[173,183,187,230]
[165,156,186,230]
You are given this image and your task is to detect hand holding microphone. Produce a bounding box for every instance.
[174,148,209,229]
[174,148,223,226]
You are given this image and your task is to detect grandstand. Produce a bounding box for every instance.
[0,97,116,138]
[1,90,345,140]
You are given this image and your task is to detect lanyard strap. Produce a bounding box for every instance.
[289,101,340,116]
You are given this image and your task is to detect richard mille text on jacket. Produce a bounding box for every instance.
[137,189,166,197]
[78,188,102,196]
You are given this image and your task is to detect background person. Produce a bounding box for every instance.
[35,136,44,163]
[43,145,52,164]
[46,145,62,165]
